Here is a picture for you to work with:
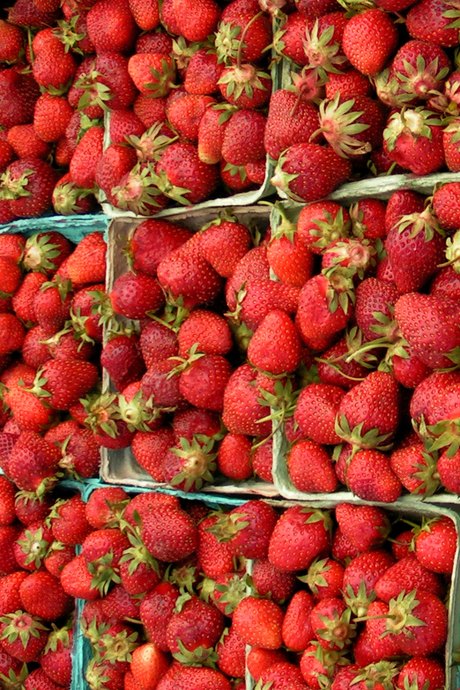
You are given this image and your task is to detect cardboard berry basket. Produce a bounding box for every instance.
[100,205,279,498]
[97,57,283,221]
[70,482,252,690]
[70,484,460,690]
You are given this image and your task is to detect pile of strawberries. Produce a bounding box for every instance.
[0,475,83,690]
[11,486,454,690]
[0,229,110,491]
[99,181,460,499]
[3,0,460,221]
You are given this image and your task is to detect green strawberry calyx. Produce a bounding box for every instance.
[0,611,48,648]
[169,435,217,492]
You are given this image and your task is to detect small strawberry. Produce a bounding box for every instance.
[294,383,344,446]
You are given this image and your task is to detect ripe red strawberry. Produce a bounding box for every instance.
[157,249,222,309]
[211,499,277,560]
[0,20,23,63]
[7,124,50,160]
[40,627,73,687]
[185,49,223,95]
[221,364,273,437]
[167,94,215,142]
[288,439,338,493]
[252,558,296,604]
[374,555,443,602]
[31,31,77,92]
[221,109,267,167]
[231,279,300,332]
[19,571,72,621]
[31,359,98,411]
[0,68,40,131]
[389,590,447,656]
[310,597,356,651]
[33,93,73,143]
[1,158,56,219]
[395,292,460,369]
[342,550,395,616]
[199,216,251,278]
[198,107,229,164]
[155,663,231,690]
[166,595,224,658]
[384,108,445,174]
[354,278,399,341]
[414,516,457,574]
[336,371,400,449]
[130,429,171,482]
[296,274,352,352]
[432,181,460,231]
[280,590,315,652]
[33,280,73,331]
[216,0,271,64]
[396,657,445,690]
[267,221,314,288]
[233,596,283,649]
[140,503,198,562]
[110,271,164,319]
[297,201,351,254]
[63,232,106,287]
[130,642,169,690]
[129,0,160,30]
[342,9,398,76]
[248,310,302,375]
[345,448,403,502]
[178,310,232,357]
[294,383,344,445]
[216,626,245,678]
[217,433,252,481]
[86,0,136,53]
[60,554,100,600]
[140,582,180,651]
[7,431,60,493]
[156,141,219,205]
[406,0,460,46]
[0,611,49,662]
[128,53,176,96]
[69,126,104,189]
[173,0,220,41]
[50,495,92,545]
[268,506,331,573]
[177,353,232,411]
[271,142,351,202]
[336,504,390,551]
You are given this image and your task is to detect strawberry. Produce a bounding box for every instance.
[31,31,77,92]
[345,448,403,502]
[50,495,92,545]
[173,0,220,41]
[130,642,169,689]
[0,158,56,219]
[0,20,23,63]
[326,70,372,100]
[296,274,352,352]
[33,93,73,143]
[69,126,104,189]
[281,590,315,652]
[294,383,344,445]
[414,516,457,574]
[86,0,137,53]
[0,571,28,616]
[261,661,309,690]
[7,124,50,160]
[138,320,177,368]
[218,63,271,109]
[220,109,267,167]
[29,359,98,411]
[198,106,229,164]
[216,626,246,678]
[396,657,445,690]
[140,502,198,562]
[342,9,398,76]
[336,504,390,551]
[178,310,232,357]
[216,0,271,64]
[221,364,273,437]
[185,49,223,95]
[354,600,401,665]
[300,641,345,689]
[384,108,445,174]
[19,571,72,621]
[252,558,296,603]
[390,40,450,102]
[130,218,191,276]
[167,94,215,142]
[311,597,356,651]
[268,506,331,573]
[63,232,106,286]
[233,596,283,649]
[432,182,460,231]
[155,141,219,205]
[288,439,338,493]
[166,595,224,660]
[342,550,395,616]
[129,0,160,30]
[271,142,351,203]
[437,447,460,493]
[8,431,60,494]
[395,292,460,369]
[140,582,180,651]
[110,271,164,320]
[406,0,460,46]
[248,310,302,375]
[211,499,277,560]
[335,371,400,450]
[39,626,73,687]
[217,433,252,480]
[200,215,252,278]
[443,118,460,170]
[155,663,231,690]
[267,217,314,288]
[297,201,351,254]
[230,278,300,332]
[0,69,39,130]
[374,555,444,602]
[0,611,49,662]
[390,442,439,495]
[388,590,447,656]
[109,110,145,144]
[128,53,176,96]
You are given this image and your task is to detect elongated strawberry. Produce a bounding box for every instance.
[296,274,352,352]
[233,596,283,649]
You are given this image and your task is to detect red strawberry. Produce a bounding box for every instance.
[342,9,398,76]
[40,627,73,687]
[221,364,273,437]
[0,68,40,130]
[166,595,224,658]
[287,439,338,493]
[211,499,277,560]
[414,516,457,574]
[50,495,92,545]
[374,555,444,602]
[177,353,232,411]
[216,0,271,64]
[7,124,50,160]
[390,442,439,495]
[294,383,344,445]
[345,448,403,502]
[342,550,395,616]
[296,274,352,352]
[267,217,314,288]
[63,232,106,286]
[140,582,180,651]
[8,431,60,493]
[157,244,222,308]
[396,657,445,690]
[198,106,229,164]
[86,0,136,53]
[129,0,160,30]
[217,433,252,481]
[252,558,296,604]
[221,109,267,166]
[140,502,198,562]
[31,359,98,411]
[248,310,302,375]
[110,271,164,319]
[310,597,356,651]
[19,571,72,621]
[406,0,460,46]
[158,141,222,205]
[335,504,390,551]
[384,108,445,174]
[395,292,460,369]
[297,201,351,254]
[167,94,215,142]
[268,506,331,572]
[271,143,351,203]
[233,596,283,649]
[261,661,309,690]
[69,126,104,189]
[155,663,231,690]
[130,642,169,690]
[173,0,220,41]
[281,590,314,652]
[199,216,252,278]
[0,611,49,662]
[178,310,232,356]
[1,158,56,219]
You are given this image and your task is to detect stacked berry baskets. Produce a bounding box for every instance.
[1,0,460,688]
